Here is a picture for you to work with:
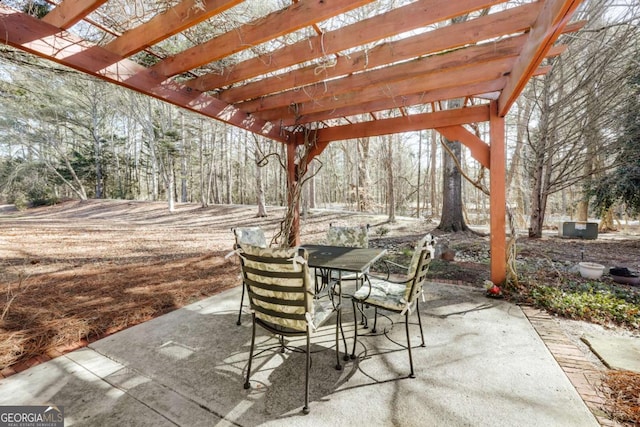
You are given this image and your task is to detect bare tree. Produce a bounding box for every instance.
[524,0,638,237]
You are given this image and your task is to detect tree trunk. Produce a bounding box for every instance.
[429,129,437,217]
[198,120,207,207]
[93,135,103,198]
[224,129,232,205]
[599,206,615,232]
[386,135,396,222]
[437,98,469,232]
[167,156,175,212]
[180,113,188,203]
[308,161,316,209]
[416,130,423,218]
[255,144,268,217]
[438,135,469,231]
[357,138,372,211]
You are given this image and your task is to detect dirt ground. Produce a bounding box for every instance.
[1,199,638,373]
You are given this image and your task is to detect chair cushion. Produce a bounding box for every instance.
[353,278,408,313]
[311,299,336,331]
[234,227,268,248]
[326,225,369,248]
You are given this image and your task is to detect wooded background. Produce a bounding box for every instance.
[0,0,638,237]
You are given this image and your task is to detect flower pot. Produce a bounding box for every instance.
[611,274,640,286]
[578,262,605,279]
[609,267,640,286]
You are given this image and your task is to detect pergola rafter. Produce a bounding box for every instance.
[0,0,587,284]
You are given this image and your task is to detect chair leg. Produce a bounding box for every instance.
[416,299,426,347]
[339,312,349,362]
[335,306,342,370]
[244,314,257,389]
[372,307,378,333]
[356,276,366,326]
[303,331,311,414]
[405,312,415,378]
[350,299,358,359]
[237,283,246,326]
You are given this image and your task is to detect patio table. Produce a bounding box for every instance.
[301,244,387,369]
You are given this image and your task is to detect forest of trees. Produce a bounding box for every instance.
[0,0,638,236]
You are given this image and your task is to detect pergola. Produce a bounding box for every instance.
[0,0,585,284]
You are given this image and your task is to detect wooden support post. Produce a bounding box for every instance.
[286,140,301,247]
[489,101,506,284]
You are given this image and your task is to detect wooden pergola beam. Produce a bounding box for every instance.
[282,79,506,126]
[253,57,515,122]
[314,105,490,143]
[239,37,525,115]
[436,125,490,168]
[150,0,374,79]
[0,6,287,142]
[498,0,583,116]
[489,101,506,284]
[41,0,107,29]
[220,2,541,104]
[104,0,244,58]
[188,0,503,92]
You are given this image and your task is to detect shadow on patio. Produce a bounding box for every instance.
[0,282,599,427]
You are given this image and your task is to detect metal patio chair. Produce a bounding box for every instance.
[316,224,370,294]
[350,234,436,378]
[238,244,338,414]
[232,227,268,325]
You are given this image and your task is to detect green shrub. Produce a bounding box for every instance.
[529,284,640,328]
[9,192,28,211]
[27,188,58,207]
[375,226,390,237]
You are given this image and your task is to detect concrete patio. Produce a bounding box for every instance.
[0,282,599,426]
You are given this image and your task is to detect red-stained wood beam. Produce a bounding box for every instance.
[188,0,503,92]
[498,0,584,116]
[314,105,490,143]
[533,65,552,76]
[436,125,490,168]
[239,36,525,114]
[254,57,515,123]
[104,0,243,58]
[151,0,373,79]
[41,0,107,29]
[0,6,287,143]
[220,2,542,104]
[546,44,568,58]
[489,100,506,284]
[563,19,588,33]
[284,79,506,126]
[270,35,566,126]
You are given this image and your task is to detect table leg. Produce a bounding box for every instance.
[335,270,343,370]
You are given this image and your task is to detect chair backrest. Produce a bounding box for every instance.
[238,245,313,333]
[404,234,437,303]
[326,224,369,248]
[406,233,436,275]
[233,227,268,248]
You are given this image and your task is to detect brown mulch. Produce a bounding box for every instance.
[601,370,640,425]
[1,252,238,369]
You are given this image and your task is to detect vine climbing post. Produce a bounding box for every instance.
[276,130,325,248]
[286,139,301,247]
